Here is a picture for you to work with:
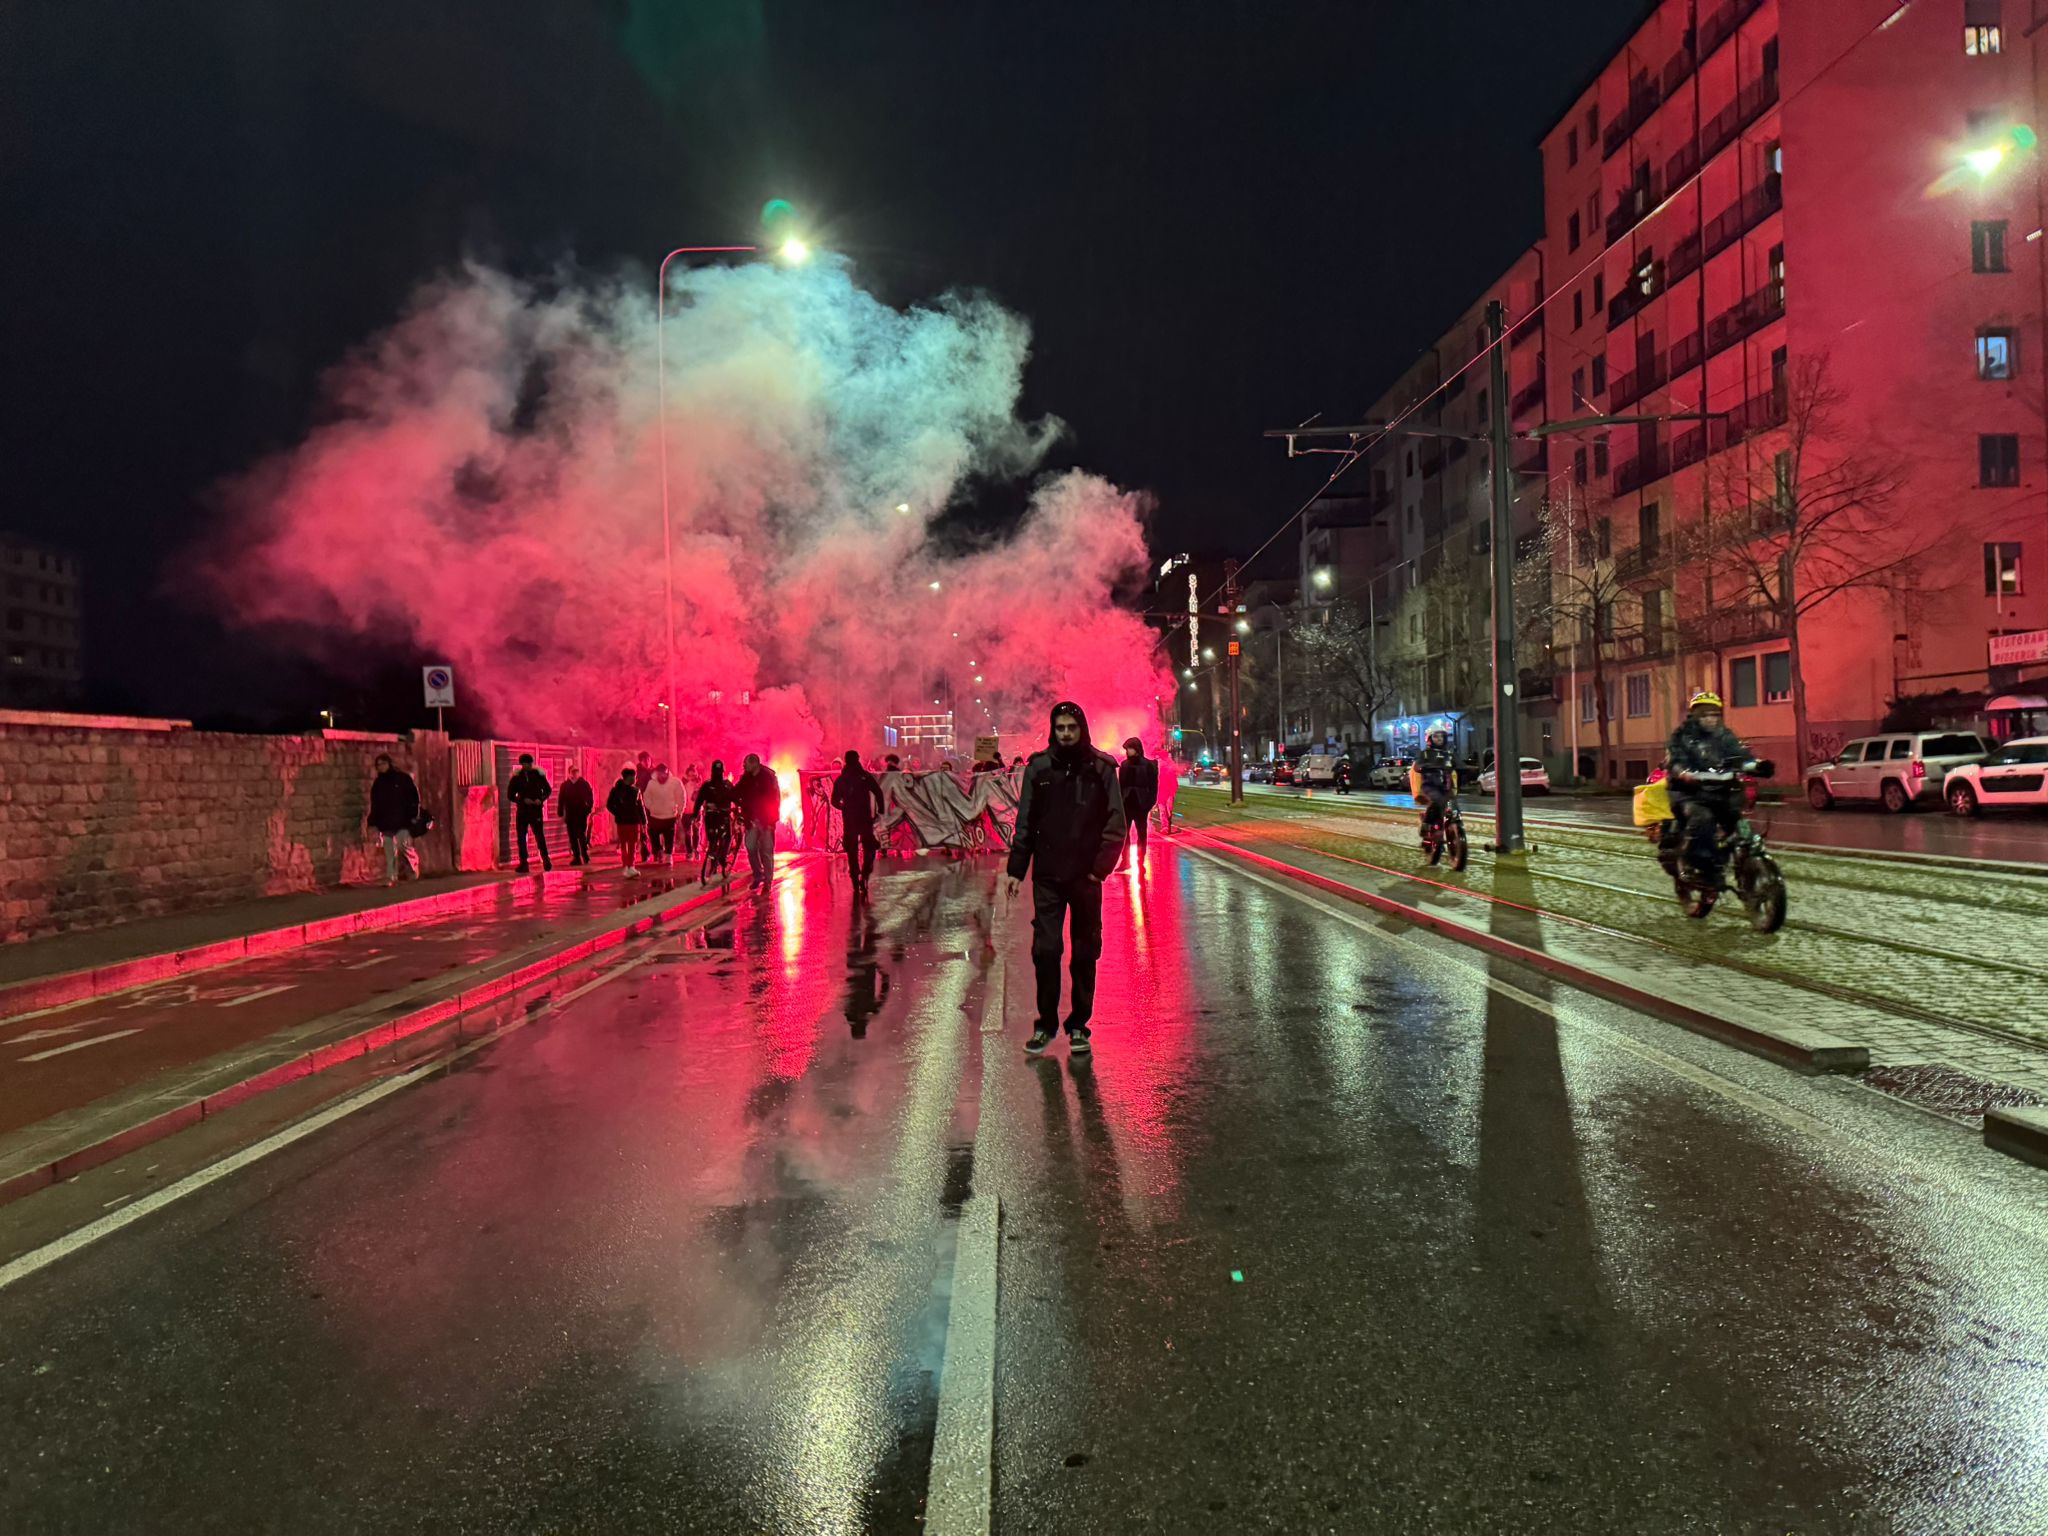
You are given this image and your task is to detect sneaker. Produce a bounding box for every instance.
[1024,1029,1055,1058]
[1068,1027,1092,1057]
[624,866,640,878]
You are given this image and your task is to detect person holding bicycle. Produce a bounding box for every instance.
[692,760,739,884]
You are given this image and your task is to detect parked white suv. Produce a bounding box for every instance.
[1942,736,2048,816]
[1804,731,1988,813]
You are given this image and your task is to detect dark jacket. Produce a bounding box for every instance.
[1117,742,1160,810]
[606,777,645,826]
[693,775,737,823]
[558,776,594,820]
[737,764,781,827]
[508,766,551,817]
[1007,702,1129,884]
[832,764,885,833]
[367,768,420,834]
[1416,748,1457,793]
[1666,718,1750,788]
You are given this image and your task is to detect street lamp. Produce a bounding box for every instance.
[655,228,811,768]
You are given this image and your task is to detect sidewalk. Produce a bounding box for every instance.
[0,858,773,1204]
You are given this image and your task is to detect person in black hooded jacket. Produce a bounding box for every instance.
[1005,701,1128,1057]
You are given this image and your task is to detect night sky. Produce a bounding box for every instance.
[5,1,1645,727]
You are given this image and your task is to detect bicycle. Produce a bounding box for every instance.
[1652,762,1787,933]
[698,807,737,891]
[1420,799,1469,871]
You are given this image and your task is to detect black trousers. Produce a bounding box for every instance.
[844,825,879,885]
[515,809,551,870]
[1031,874,1104,1033]
[564,813,591,863]
[1122,797,1150,850]
[1672,791,1739,874]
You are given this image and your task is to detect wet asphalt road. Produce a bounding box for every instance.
[1232,780,2048,863]
[2,845,2046,1533]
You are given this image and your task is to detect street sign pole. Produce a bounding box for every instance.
[1224,558,1244,805]
[1486,301,1527,855]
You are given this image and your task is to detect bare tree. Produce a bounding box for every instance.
[1700,356,1927,774]
[1290,601,1399,745]
[1531,491,1629,777]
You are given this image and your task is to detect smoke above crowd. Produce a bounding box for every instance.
[202,256,1169,762]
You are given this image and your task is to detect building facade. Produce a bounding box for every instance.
[1543,0,2048,780]
[0,535,84,708]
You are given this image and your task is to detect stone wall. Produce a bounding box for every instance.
[0,713,455,944]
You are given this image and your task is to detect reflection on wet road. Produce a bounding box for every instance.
[2,844,2045,1533]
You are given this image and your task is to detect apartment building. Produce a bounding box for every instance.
[1544,0,2048,779]
[0,534,84,708]
[1345,249,1550,763]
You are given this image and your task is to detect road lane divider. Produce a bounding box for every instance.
[0,866,804,1209]
[1183,832,1869,1074]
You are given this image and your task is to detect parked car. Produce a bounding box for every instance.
[1368,757,1413,790]
[1804,731,1988,812]
[1189,760,1224,784]
[1273,760,1296,787]
[1940,735,2048,816]
[1243,760,1271,784]
[1479,757,1552,796]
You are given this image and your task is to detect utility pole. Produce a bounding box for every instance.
[1486,300,1528,855]
[1224,558,1244,804]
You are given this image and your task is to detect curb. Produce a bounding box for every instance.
[0,864,785,1209]
[1185,832,1870,1075]
[0,870,584,1022]
[1985,1106,2048,1170]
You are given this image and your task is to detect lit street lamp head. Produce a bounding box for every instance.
[779,237,811,264]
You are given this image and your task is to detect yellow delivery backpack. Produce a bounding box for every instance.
[1631,776,1673,827]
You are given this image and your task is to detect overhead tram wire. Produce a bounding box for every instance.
[1197,0,1929,617]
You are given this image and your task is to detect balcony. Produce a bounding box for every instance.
[1514,442,1549,477]
[1614,442,1672,497]
[1613,540,1666,586]
[1706,282,1785,357]
[1687,601,1783,650]
[1511,314,1543,349]
[1722,383,1789,445]
[1610,352,1668,411]
[1606,172,1665,246]
[1604,42,1698,161]
[1511,373,1547,417]
[1700,70,1779,165]
[1698,0,1767,64]
[1608,267,1663,328]
[1703,173,1781,259]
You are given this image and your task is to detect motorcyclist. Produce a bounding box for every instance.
[1412,728,1458,839]
[1665,690,1751,885]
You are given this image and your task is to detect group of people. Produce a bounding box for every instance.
[515,752,785,888]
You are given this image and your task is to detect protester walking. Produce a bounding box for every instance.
[1006,701,1127,1058]
[642,762,686,865]
[680,762,704,859]
[508,753,553,873]
[1117,736,1160,862]
[366,752,422,887]
[608,765,646,876]
[693,760,738,882]
[558,763,595,864]
[830,748,885,898]
[737,753,782,893]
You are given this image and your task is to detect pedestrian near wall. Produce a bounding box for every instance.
[680,762,704,859]
[831,748,886,898]
[1117,736,1160,863]
[508,753,553,873]
[558,763,595,865]
[634,750,655,864]
[642,762,686,865]
[608,766,646,877]
[737,753,782,893]
[1006,701,1127,1058]
[366,752,421,887]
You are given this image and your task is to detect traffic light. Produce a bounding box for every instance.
[1173,728,1183,742]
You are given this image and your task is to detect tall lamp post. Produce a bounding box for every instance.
[655,236,810,769]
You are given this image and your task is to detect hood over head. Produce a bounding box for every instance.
[1047,699,1095,762]
[1122,736,1145,755]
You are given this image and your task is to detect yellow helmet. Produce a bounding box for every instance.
[1688,690,1724,712]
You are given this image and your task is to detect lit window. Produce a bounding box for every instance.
[1965,25,2002,56]
[1978,329,2016,379]
[1986,541,2024,596]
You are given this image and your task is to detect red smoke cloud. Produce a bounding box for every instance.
[202,259,1171,763]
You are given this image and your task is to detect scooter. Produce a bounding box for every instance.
[1645,761,1787,933]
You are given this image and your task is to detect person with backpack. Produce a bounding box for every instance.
[607,766,646,877]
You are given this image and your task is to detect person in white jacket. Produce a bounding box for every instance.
[641,762,688,865]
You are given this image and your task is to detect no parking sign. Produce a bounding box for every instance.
[423,665,456,709]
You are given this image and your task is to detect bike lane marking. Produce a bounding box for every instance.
[18,1031,144,1064]
[217,985,296,1009]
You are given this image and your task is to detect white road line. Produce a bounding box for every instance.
[0,912,731,1294]
[18,1029,144,1063]
[218,984,295,1008]
[1184,844,2048,1248]
[925,1193,999,1536]
[342,956,393,971]
[5,1020,109,1045]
